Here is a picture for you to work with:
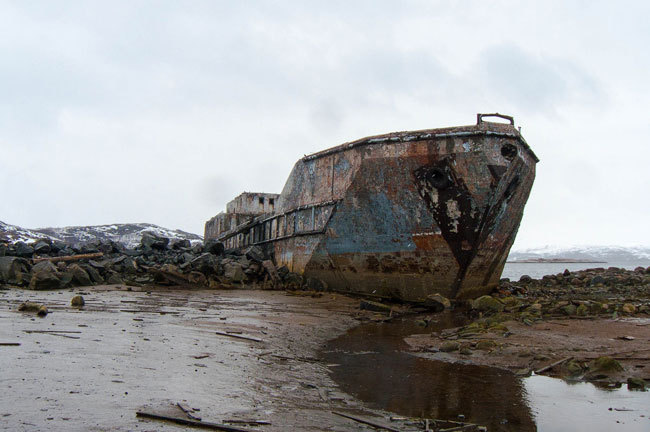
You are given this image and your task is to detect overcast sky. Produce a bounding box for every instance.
[1,1,648,249]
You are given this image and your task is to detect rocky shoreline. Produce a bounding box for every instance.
[0,233,305,293]
[406,266,650,389]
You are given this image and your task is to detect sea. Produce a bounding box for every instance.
[501,260,650,281]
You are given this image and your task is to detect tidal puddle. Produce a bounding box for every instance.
[322,312,650,431]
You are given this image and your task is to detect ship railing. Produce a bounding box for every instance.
[217,200,339,250]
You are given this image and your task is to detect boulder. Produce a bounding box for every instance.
[141,232,170,250]
[190,253,219,275]
[305,277,327,291]
[243,245,265,262]
[627,377,646,390]
[475,339,497,350]
[590,275,606,286]
[621,303,636,315]
[188,271,208,286]
[171,239,192,250]
[425,294,451,311]
[33,240,52,255]
[106,272,123,285]
[223,262,245,283]
[0,256,31,286]
[440,341,460,352]
[80,264,104,284]
[576,304,589,316]
[67,264,92,287]
[203,239,224,255]
[471,295,504,313]
[71,295,85,307]
[519,274,532,283]
[29,267,62,290]
[28,261,61,290]
[589,356,623,374]
[14,242,34,258]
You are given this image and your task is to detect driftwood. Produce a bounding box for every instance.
[23,330,81,334]
[136,411,255,432]
[535,356,573,374]
[32,252,104,263]
[0,342,21,346]
[223,419,271,425]
[332,411,401,432]
[214,331,262,343]
[24,330,81,339]
[177,402,202,421]
[439,425,480,432]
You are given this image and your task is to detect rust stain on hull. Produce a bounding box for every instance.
[205,114,538,302]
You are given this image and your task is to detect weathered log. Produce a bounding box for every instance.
[32,252,104,264]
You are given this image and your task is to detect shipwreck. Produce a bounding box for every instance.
[205,114,538,301]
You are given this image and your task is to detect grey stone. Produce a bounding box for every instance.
[243,245,265,262]
[0,256,31,286]
[14,242,34,258]
[67,264,92,286]
[191,253,219,275]
[223,262,245,282]
[141,232,169,250]
[80,264,104,284]
[33,240,52,255]
[425,294,451,311]
[29,264,61,290]
[203,239,224,255]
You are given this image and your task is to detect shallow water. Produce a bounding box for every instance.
[322,313,650,432]
[502,260,650,281]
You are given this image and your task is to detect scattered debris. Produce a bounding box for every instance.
[177,402,202,421]
[17,302,48,317]
[136,411,256,432]
[535,357,573,375]
[332,411,401,432]
[214,331,262,343]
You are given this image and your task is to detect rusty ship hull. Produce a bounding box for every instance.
[206,114,538,301]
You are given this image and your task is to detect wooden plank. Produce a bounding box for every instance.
[535,356,573,374]
[214,331,262,343]
[332,411,401,432]
[136,411,255,432]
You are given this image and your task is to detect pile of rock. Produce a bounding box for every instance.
[0,232,302,290]
[477,266,650,321]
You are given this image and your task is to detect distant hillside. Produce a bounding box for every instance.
[509,245,650,263]
[0,220,202,248]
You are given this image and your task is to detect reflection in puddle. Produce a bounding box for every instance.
[525,375,650,432]
[322,312,650,432]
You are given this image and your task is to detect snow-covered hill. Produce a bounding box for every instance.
[0,221,61,244]
[509,245,650,263]
[0,221,202,248]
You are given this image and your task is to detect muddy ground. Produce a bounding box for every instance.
[1,278,649,431]
[406,317,650,384]
[0,285,402,432]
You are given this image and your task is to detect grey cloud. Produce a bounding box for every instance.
[477,44,603,114]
